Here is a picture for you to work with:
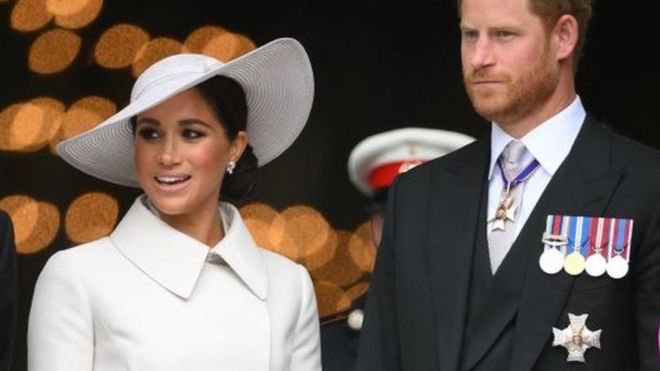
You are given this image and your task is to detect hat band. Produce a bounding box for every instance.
[368,160,426,190]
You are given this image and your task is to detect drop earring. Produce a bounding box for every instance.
[226,161,236,175]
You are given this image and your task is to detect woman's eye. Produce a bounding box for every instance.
[137,128,159,140]
[182,129,206,139]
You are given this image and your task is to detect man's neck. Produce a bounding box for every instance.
[499,77,577,139]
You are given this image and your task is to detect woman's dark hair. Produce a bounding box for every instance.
[195,76,258,203]
[131,75,258,202]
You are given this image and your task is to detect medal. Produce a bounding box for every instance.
[488,157,541,232]
[540,248,565,274]
[488,193,517,232]
[585,217,607,277]
[539,215,568,274]
[585,254,607,277]
[606,218,633,279]
[563,216,588,276]
[564,252,586,275]
[552,313,602,363]
[606,255,628,279]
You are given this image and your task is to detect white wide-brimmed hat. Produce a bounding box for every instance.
[57,37,314,187]
[348,127,475,196]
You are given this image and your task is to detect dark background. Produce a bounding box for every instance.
[2,0,660,369]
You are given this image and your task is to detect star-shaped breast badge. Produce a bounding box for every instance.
[487,196,517,231]
[552,313,601,363]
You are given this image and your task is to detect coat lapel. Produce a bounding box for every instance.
[111,196,269,301]
[461,118,623,370]
[509,118,623,371]
[426,138,490,371]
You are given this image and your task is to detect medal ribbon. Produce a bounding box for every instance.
[543,215,566,251]
[601,218,611,258]
[497,158,541,191]
[567,216,580,255]
[561,216,570,254]
[624,219,633,260]
[579,217,591,257]
[614,218,634,260]
[587,217,600,258]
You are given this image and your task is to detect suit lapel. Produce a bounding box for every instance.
[461,118,623,371]
[426,138,490,371]
[509,118,623,371]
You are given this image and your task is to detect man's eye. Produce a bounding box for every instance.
[462,30,479,41]
[137,128,159,140]
[495,30,515,38]
[182,129,205,139]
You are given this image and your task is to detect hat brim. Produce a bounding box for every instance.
[57,38,314,187]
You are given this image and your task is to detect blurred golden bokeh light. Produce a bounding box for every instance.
[314,281,351,318]
[65,192,118,244]
[348,221,377,273]
[277,205,332,261]
[240,203,285,252]
[29,29,81,74]
[51,96,116,150]
[10,0,52,32]
[303,228,338,271]
[203,33,256,62]
[346,282,369,302]
[0,103,24,151]
[0,98,65,152]
[311,230,366,287]
[46,0,89,16]
[132,37,185,77]
[8,102,45,151]
[31,97,66,146]
[53,0,103,29]
[184,26,227,54]
[95,24,150,69]
[0,195,61,254]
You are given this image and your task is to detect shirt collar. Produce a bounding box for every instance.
[488,95,586,179]
[110,196,268,300]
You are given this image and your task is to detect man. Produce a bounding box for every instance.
[0,210,16,371]
[356,0,660,370]
[320,128,474,371]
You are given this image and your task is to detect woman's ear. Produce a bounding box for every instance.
[229,131,248,163]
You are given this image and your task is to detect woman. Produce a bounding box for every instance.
[28,38,321,371]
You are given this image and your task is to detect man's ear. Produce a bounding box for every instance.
[553,14,579,61]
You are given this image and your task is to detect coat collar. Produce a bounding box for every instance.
[110,196,268,301]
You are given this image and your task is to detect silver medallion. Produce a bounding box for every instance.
[539,248,564,274]
[606,255,629,279]
[585,254,607,277]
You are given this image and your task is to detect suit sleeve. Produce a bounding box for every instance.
[28,251,94,371]
[290,264,322,371]
[0,212,17,371]
[635,202,660,371]
[355,177,402,371]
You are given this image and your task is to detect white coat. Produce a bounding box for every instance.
[28,196,322,371]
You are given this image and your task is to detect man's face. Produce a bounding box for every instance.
[460,0,560,126]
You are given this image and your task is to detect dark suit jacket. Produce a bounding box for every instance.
[356,117,660,371]
[0,211,16,371]
[321,295,366,371]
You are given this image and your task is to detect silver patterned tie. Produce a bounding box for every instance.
[487,140,528,274]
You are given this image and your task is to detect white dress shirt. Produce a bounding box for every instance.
[28,195,322,371]
[487,96,586,240]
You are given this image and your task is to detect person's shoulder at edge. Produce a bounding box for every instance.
[35,237,114,279]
